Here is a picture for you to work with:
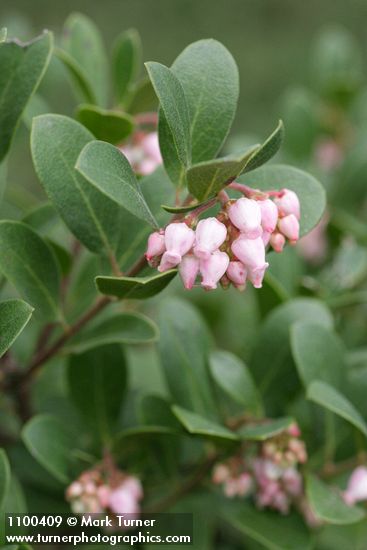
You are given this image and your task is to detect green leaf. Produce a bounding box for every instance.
[61,12,108,106]
[0,449,10,509]
[160,199,213,214]
[75,105,134,144]
[291,321,346,389]
[187,145,259,201]
[209,350,263,416]
[243,120,284,173]
[0,28,7,42]
[251,299,333,408]
[307,381,367,437]
[31,114,123,254]
[0,299,33,358]
[76,140,157,226]
[171,39,239,163]
[22,415,73,483]
[0,31,53,162]
[238,164,326,237]
[238,417,294,440]
[172,405,238,442]
[139,395,182,431]
[145,62,191,186]
[113,29,141,104]
[0,160,7,204]
[66,312,158,353]
[55,47,95,104]
[222,504,312,550]
[158,298,217,418]
[127,77,157,114]
[0,221,61,322]
[307,475,365,525]
[68,344,127,441]
[96,270,177,300]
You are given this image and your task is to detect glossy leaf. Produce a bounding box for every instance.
[66,312,158,353]
[61,12,108,106]
[291,321,346,389]
[187,145,259,201]
[76,140,157,226]
[0,300,33,358]
[209,350,263,415]
[96,270,177,300]
[68,344,127,440]
[127,77,157,114]
[75,105,134,144]
[158,298,217,418]
[238,417,294,440]
[223,504,311,550]
[0,221,61,322]
[171,39,239,163]
[113,29,141,104]
[31,114,123,254]
[0,31,53,162]
[0,449,10,509]
[238,164,326,237]
[145,62,191,186]
[307,475,365,525]
[172,405,238,442]
[22,415,73,483]
[307,381,367,437]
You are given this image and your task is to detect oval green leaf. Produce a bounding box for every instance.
[112,29,141,104]
[31,114,123,255]
[171,39,239,163]
[0,221,61,322]
[172,405,238,442]
[307,380,367,437]
[209,350,263,416]
[76,140,157,226]
[0,31,53,162]
[22,415,74,483]
[0,300,34,358]
[307,475,365,525]
[66,312,158,353]
[238,417,294,440]
[96,270,177,300]
[75,105,134,144]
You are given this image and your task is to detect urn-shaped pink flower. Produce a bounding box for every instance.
[158,223,195,272]
[228,198,262,238]
[194,217,227,260]
[145,231,165,263]
[344,466,367,505]
[278,214,300,243]
[259,199,279,233]
[226,261,247,291]
[231,235,267,269]
[179,254,200,289]
[108,477,143,515]
[270,232,286,253]
[274,189,300,220]
[200,250,229,290]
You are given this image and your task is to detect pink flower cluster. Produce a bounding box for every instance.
[66,466,143,518]
[212,423,307,515]
[119,131,162,175]
[146,188,300,291]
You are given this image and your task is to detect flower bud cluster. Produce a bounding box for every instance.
[119,131,162,175]
[146,188,300,291]
[66,465,143,518]
[212,422,307,516]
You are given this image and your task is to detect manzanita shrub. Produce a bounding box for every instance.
[0,13,367,549]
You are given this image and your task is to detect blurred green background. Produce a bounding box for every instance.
[2,0,367,133]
